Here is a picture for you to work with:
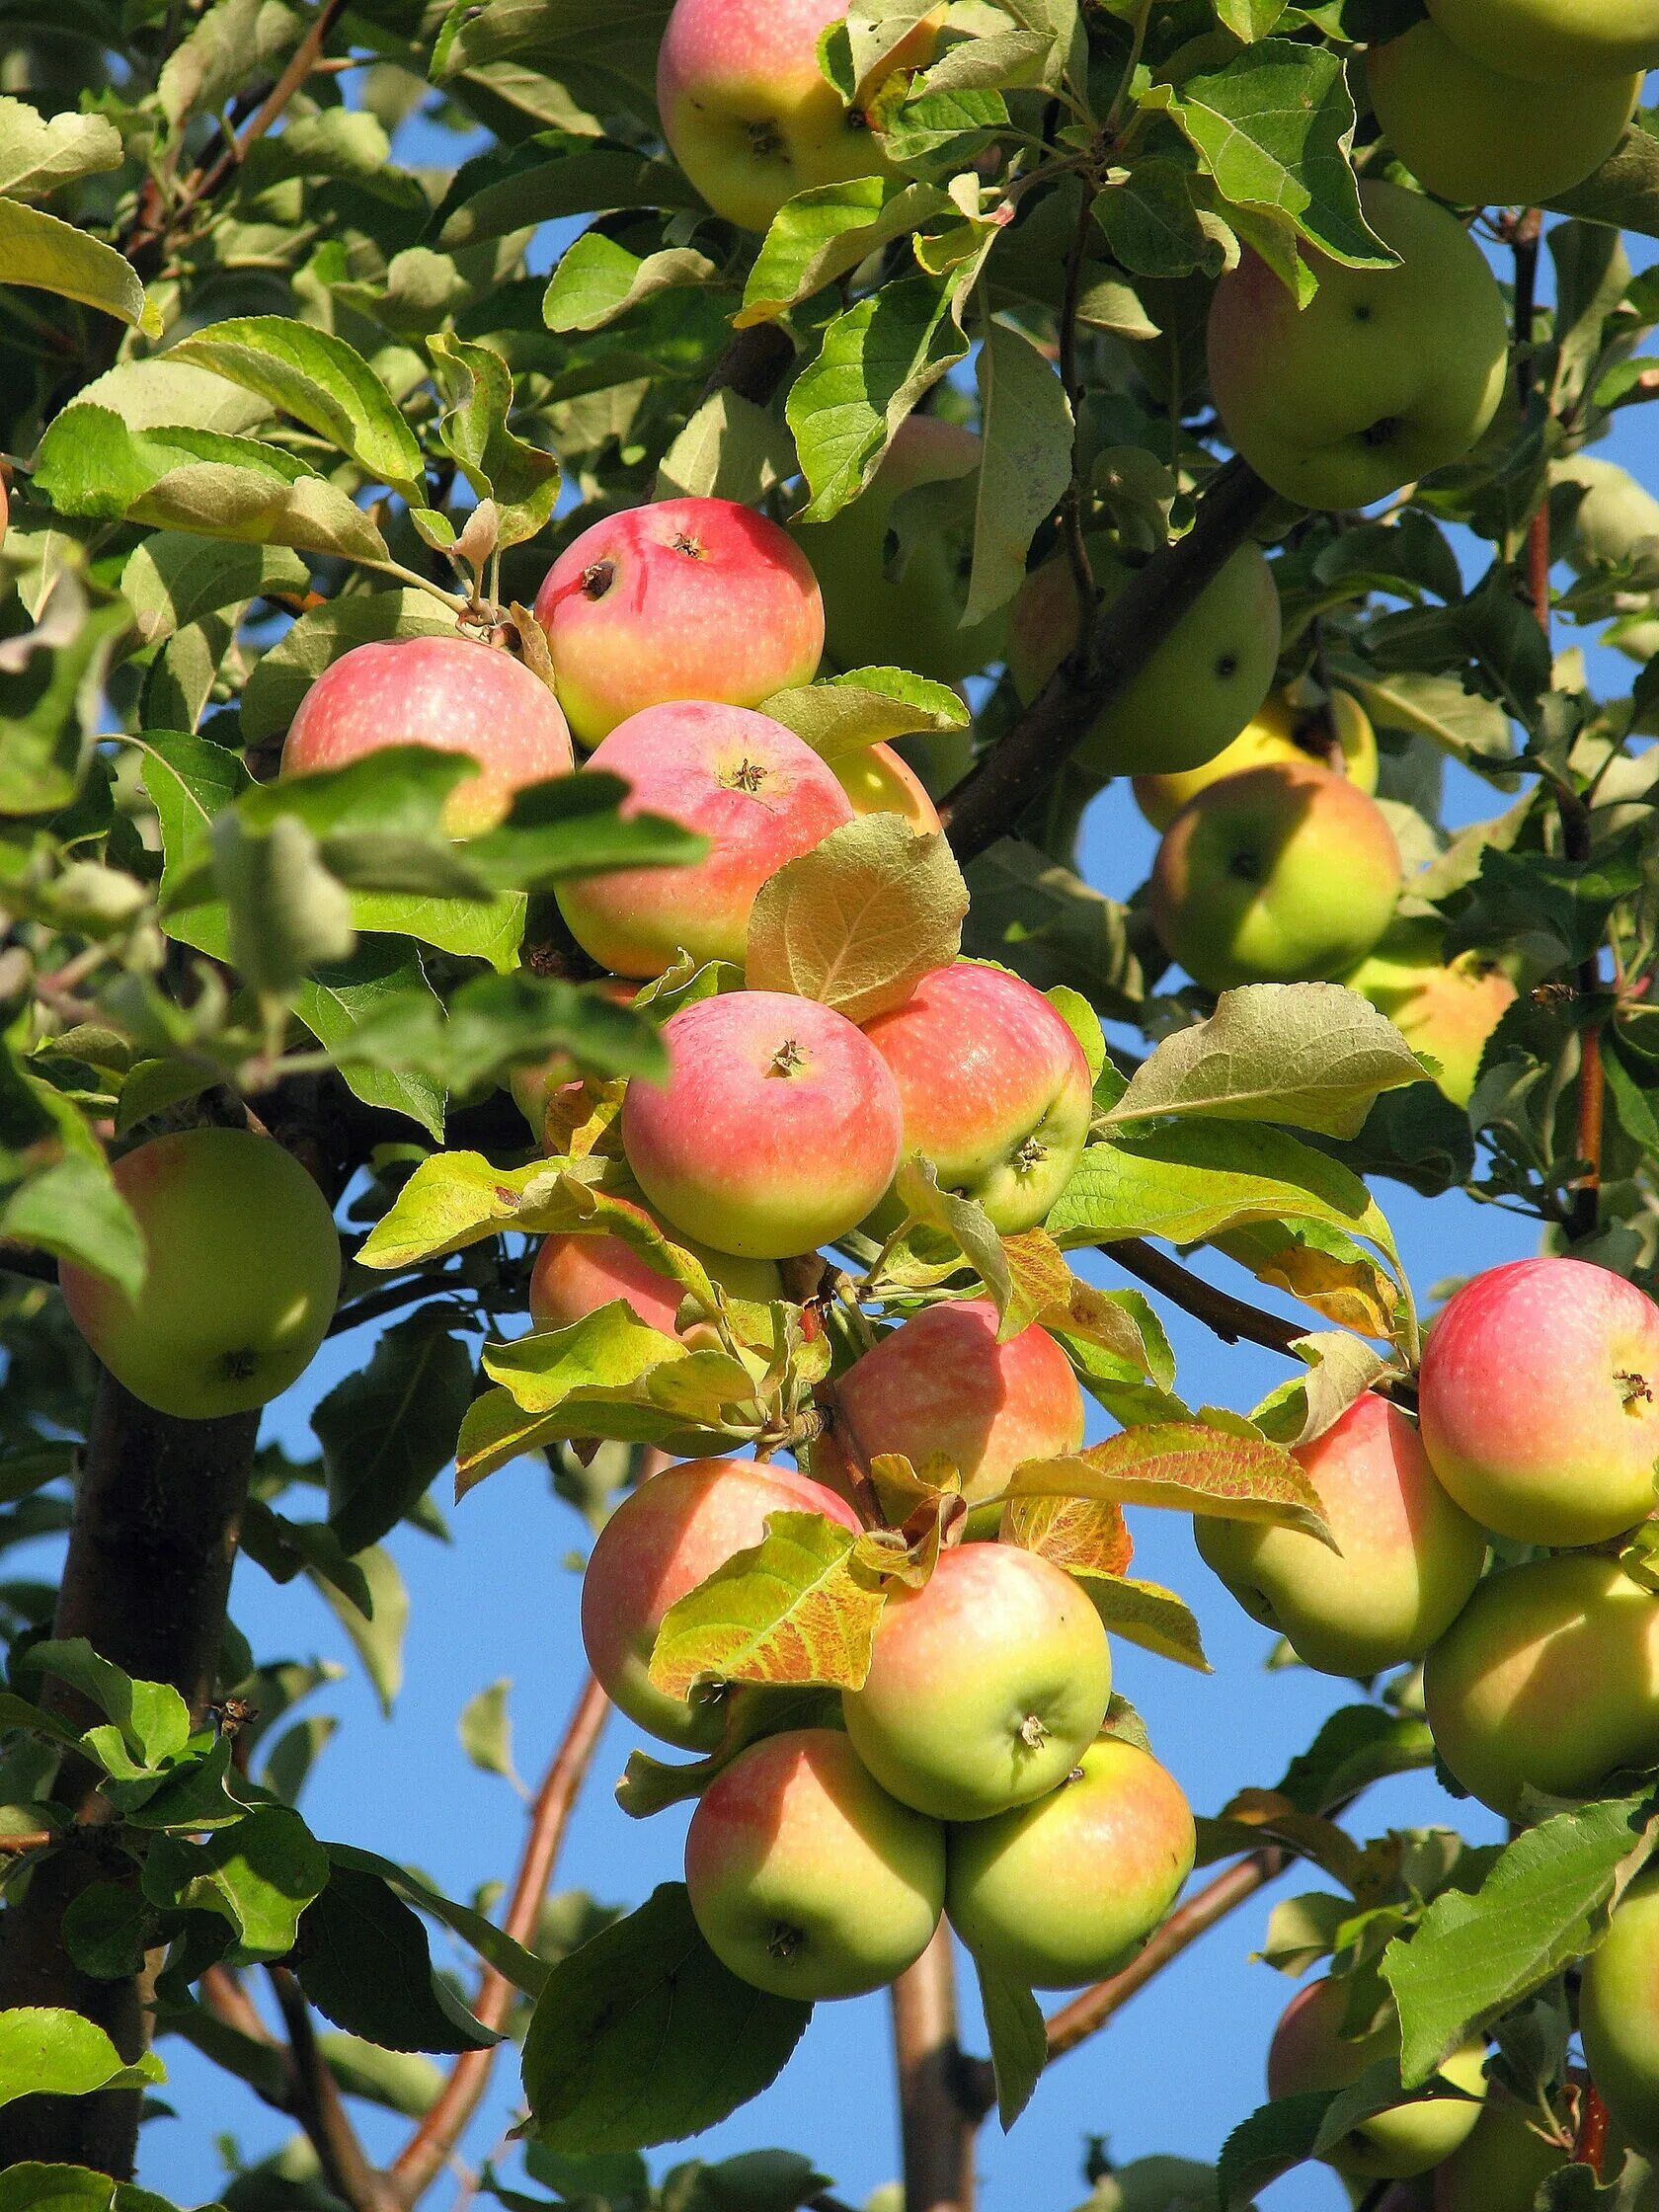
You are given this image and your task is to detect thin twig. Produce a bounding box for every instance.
[1104,1239,1304,1357]
[1574,2081,1610,2176]
[326,1274,466,1339]
[390,1672,612,2205]
[941,460,1277,864]
[268,1964,399,2212]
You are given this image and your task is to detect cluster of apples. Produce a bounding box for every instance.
[1193,1252,1659,2186]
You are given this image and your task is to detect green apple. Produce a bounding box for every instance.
[1369,24,1639,208]
[1008,532,1281,778]
[1422,1555,1659,1819]
[1196,1392,1486,1678]
[841,1541,1112,1822]
[1581,1867,1659,2160]
[1135,686,1378,831]
[683,1727,945,1999]
[1339,918,1516,1109]
[58,1128,340,1421]
[1554,455,1659,586]
[794,416,1005,682]
[1208,181,1509,511]
[1268,1977,1487,2179]
[1427,0,1659,83]
[946,1738,1196,1988]
[1148,758,1402,992]
[1432,2098,1569,2212]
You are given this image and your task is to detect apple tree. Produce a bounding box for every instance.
[6,0,1659,2207]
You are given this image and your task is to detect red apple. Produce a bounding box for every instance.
[554,701,852,977]
[279,634,574,834]
[830,741,941,833]
[1417,1256,1659,1546]
[840,1540,1113,1821]
[621,990,905,1259]
[580,1455,859,1748]
[813,1298,1085,1509]
[684,1727,945,1999]
[946,1737,1196,1987]
[534,498,824,745]
[860,963,1094,1233]
[657,0,938,235]
[530,1197,783,1344]
[1268,1978,1486,2178]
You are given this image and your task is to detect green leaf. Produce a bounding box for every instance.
[971,1953,1047,2130]
[616,1687,842,1819]
[745,814,968,1024]
[520,1883,811,2152]
[313,1542,408,1715]
[209,811,356,997]
[142,1805,331,1962]
[739,177,954,327]
[1217,2091,1338,2208]
[1382,1795,1657,2088]
[1548,113,1659,241]
[357,1150,569,1270]
[1079,1575,1212,1672]
[1275,1703,1435,1817]
[159,0,302,126]
[964,321,1072,626]
[542,232,718,333]
[0,97,122,197]
[482,1300,685,1416]
[0,1152,145,1302]
[317,1307,474,1553]
[296,1864,499,2053]
[438,133,701,248]
[890,1154,1011,1316]
[27,1639,192,1770]
[655,390,796,506]
[120,532,309,648]
[328,968,664,1102]
[649,1511,887,1698]
[323,1841,545,1997]
[0,2011,165,2109]
[759,668,970,757]
[1093,157,1228,280]
[1101,985,1428,1140]
[1150,40,1392,270]
[296,938,446,1141]
[430,332,561,549]
[1004,1422,1335,1543]
[962,837,1143,1021]
[33,407,386,562]
[170,318,424,496]
[460,1679,519,1783]
[0,198,155,331]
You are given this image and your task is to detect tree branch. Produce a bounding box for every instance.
[269,1965,401,2212]
[1104,1239,1304,1357]
[890,1926,978,2212]
[390,1671,611,2205]
[940,458,1278,864]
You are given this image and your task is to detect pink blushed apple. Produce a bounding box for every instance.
[1267,1978,1486,2179]
[554,702,852,977]
[1417,1256,1659,1546]
[580,1455,859,1748]
[529,1197,783,1340]
[621,990,905,1259]
[813,1297,1084,1508]
[860,962,1093,1232]
[534,498,824,744]
[657,0,939,235]
[279,633,574,834]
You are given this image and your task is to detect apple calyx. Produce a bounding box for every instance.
[1363,416,1403,449]
[1019,1712,1049,1750]
[767,1921,805,1961]
[672,531,707,561]
[724,757,769,793]
[222,1347,259,1382]
[746,118,784,158]
[1012,1134,1047,1174]
[1617,1369,1655,1410]
[767,1038,808,1078]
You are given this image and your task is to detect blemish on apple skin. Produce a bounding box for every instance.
[580,559,615,599]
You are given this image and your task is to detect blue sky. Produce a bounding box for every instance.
[35,73,1659,2212]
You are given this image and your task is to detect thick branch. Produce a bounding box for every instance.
[0,1374,259,2172]
[941,459,1278,864]
[390,1671,611,2205]
[890,1927,978,2212]
[1104,1239,1304,1357]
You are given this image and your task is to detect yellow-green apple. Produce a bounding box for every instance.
[1196,1393,1486,1678]
[859,962,1094,1234]
[657,0,938,234]
[280,634,574,834]
[621,990,904,1259]
[1134,686,1379,832]
[1433,2099,1569,2212]
[814,1297,1085,1509]
[1554,455,1659,584]
[1422,1554,1659,1818]
[1207,181,1510,511]
[554,702,852,976]
[683,1727,944,1999]
[794,416,1003,681]
[59,1129,340,1420]
[529,1197,782,1344]
[534,497,824,745]
[945,1737,1196,1988]
[580,1456,859,1748]
[1580,1866,1659,2158]
[840,1540,1112,1820]
[1417,1256,1659,1545]
[830,741,941,832]
[1148,760,1402,991]
[1267,1978,1487,2179]
[1338,920,1516,1109]
[1427,0,1659,81]
[1007,534,1281,779]
[1369,24,1639,208]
